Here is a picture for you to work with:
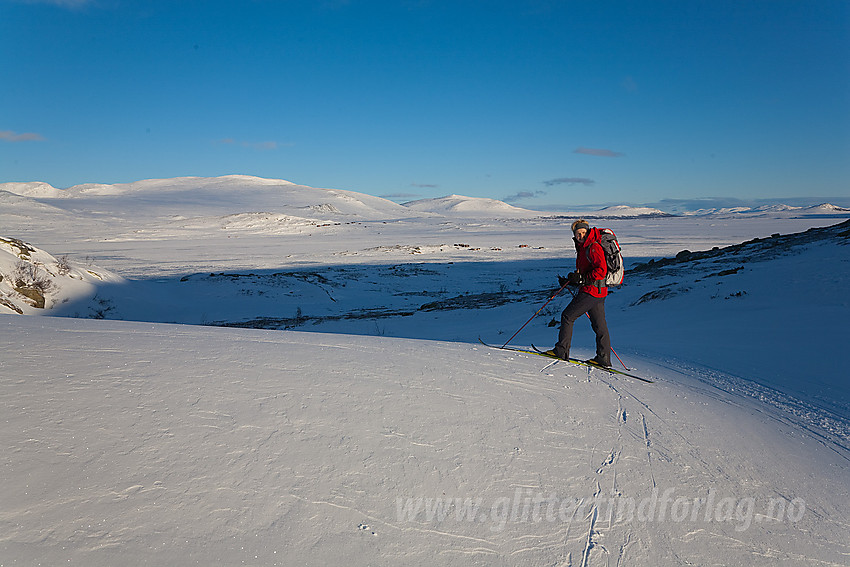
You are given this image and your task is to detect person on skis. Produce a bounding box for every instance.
[544,219,612,367]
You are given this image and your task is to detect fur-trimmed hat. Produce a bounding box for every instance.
[571,219,590,233]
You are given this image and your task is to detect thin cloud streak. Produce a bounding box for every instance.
[19,0,93,8]
[504,190,546,203]
[380,192,421,201]
[216,138,284,151]
[0,130,46,142]
[574,147,625,158]
[542,178,595,187]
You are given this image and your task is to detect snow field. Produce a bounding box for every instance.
[2,316,849,566]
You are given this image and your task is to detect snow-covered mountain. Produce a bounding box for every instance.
[572,204,671,218]
[402,194,541,217]
[0,175,418,221]
[0,181,65,198]
[802,202,850,214]
[683,202,850,218]
[400,196,672,219]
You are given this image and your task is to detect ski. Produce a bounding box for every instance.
[476,337,654,383]
[476,337,550,358]
[529,344,654,383]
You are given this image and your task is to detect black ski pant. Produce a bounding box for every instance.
[553,290,611,364]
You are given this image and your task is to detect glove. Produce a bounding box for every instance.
[558,275,569,287]
[567,271,584,285]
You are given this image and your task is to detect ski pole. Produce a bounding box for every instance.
[500,281,569,348]
[563,285,630,371]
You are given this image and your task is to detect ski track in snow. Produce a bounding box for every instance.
[640,413,657,489]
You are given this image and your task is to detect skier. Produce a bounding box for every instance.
[544,219,612,367]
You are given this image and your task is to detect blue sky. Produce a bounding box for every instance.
[2,0,849,209]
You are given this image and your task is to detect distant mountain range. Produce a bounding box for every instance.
[1,176,848,220]
[678,202,850,218]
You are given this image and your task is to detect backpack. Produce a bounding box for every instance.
[588,228,624,287]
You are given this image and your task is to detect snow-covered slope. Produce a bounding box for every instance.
[0,181,64,198]
[2,174,850,564]
[2,315,848,566]
[0,236,120,315]
[23,216,842,424]
[0,190,72,216]
[614,220,850,422]
[403,194,540,217]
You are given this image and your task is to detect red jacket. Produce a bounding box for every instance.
[575,227,608,298]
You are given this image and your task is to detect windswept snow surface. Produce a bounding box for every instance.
[1,175,850,565]
[2,316,849,566]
